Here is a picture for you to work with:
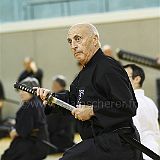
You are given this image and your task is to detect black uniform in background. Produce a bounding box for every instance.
[17,69,43,87]
[0,80,5,122]
[1,96,49,160]
[0,80,8,138]
[45,90,75,153]
[58,49,142,160]
[0,81,5,101]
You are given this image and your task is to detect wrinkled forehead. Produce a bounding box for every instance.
[67,25,92,39]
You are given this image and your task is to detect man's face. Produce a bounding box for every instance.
[125,67,142,90]
[67,26,97,65]
[23,58,32,71]
[52,81,64,93]
[19,90,32,102]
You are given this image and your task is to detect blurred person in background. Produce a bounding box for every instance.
[0,80,5,121]
[17,57,43,87]
[45,75,75,154]
[157,56,160,64]
[1,77,49,160]
[51,75,67,93]
[0,80,8,138]
[102,44,113,57]
[124,64,160,160]
[0,81,15,139]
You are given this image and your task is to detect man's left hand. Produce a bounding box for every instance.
[72,105,95,121]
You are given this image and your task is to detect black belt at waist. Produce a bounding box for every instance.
[101,121,134,134]
[98,122,160,160]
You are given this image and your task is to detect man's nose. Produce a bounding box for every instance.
[71,40,78,50]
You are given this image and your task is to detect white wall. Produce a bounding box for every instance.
[0,8,160,118]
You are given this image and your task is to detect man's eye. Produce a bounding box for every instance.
[75,36,82,42]
[68,39,72,44]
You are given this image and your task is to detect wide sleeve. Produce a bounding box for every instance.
[93,65,138,118]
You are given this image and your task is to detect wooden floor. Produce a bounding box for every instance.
[0,134,82,160]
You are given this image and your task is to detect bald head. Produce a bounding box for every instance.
[67,23,100,65]
[68,23,99,39]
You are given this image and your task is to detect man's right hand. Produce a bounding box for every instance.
[36,88,51,105]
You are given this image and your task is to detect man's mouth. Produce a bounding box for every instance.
[74,52,82,57]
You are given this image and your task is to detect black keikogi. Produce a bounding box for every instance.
[57,48,142,160]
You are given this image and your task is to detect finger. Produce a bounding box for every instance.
[79,118,84,121]
[75,111,82,119]
[72,108,81,115]
[39,89,44,99]
[76,104,82,108]
[74,114,77,119]
[32,87,38,93]
[43,90,50,99]
[43,100,48,106]
[77,115,81,120]
[72,109,76,116]
[77,115,84,121]
[37,88,41,96]
[75,114,79,119]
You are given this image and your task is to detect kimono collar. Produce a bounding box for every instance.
[134,89,145,96]
[84,48,104,68]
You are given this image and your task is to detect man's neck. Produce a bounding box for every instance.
[83,47,100,66]
[134,86,142,90]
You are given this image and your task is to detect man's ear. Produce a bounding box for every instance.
[93,35,98,46]
[134,76,141,85]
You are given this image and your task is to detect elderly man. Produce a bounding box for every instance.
[124,64,160,160]
[37,23,142,160]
